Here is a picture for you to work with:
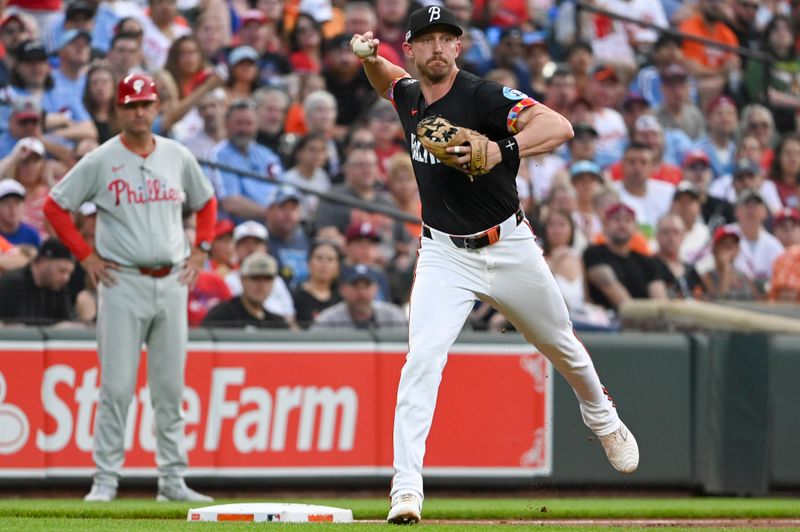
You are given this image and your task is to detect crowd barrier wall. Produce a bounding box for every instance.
[0,328,796,493]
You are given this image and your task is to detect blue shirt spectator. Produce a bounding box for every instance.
[631,65,699,108]
[43,1,125,54]
[0,179,41,248]
[209,140,283,215]
[208,99,284,223]
[1,222,41,247]
[692,135,736,180]
[266,185,311,289]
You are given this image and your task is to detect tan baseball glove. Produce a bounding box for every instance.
[416,116,491,177]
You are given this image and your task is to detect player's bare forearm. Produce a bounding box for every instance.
[364,56,409,99]
[353,32,410,99]
[513,104,574,158]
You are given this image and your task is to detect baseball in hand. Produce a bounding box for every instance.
[352,38,376,58]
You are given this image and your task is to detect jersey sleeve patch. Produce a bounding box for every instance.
[506,97,537,134]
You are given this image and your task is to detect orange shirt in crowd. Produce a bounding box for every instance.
[607,161,683,185]
[769,245,800,301]
[0,235,12,253]
[593,232,652,256]
[678,14,738,69]
[283,103,307,136]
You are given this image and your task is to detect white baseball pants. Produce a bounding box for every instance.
[391,220,621,500]
[92,268,189,488]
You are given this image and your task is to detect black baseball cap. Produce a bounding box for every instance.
[572,122,598,138]
[405,6,462,43]
[15,40,48,62]
[38,239,74,261]
[66,1,96,20]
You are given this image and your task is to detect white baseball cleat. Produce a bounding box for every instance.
[156,481,213,502]
[387,492,422,525]
[599,422,639,474]
[84,483,117,502]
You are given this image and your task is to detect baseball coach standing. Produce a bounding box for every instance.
[43,73,217,503]
[350,6,640,524]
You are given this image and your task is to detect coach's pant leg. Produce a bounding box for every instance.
[488,225,620,436]
[93,273,146,487]
[145,272,189,483]
[391,240,478,500]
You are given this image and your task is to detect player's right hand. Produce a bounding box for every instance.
[350,32,380,63]
[81,252,120,287]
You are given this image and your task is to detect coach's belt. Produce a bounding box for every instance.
[422,208,524,250]
[137,264,175,278]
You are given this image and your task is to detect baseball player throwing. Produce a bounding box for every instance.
[352,6,639,524]
[43,73,217,502]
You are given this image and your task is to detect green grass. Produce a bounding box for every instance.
[0,497,797,520]
[0,518,784,532]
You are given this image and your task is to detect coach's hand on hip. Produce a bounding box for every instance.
[82,252,120,287]
[179,247,206,288]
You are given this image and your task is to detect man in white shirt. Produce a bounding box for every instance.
[612,143,675,241]
[669,180,709,263]
[181,88,226,160]
[224,221,297,325]
[588,65,628,168]
[733,189,784,292]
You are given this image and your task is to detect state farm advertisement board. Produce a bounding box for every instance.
[0,340,551,479]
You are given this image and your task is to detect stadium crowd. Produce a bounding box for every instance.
[1,0,800,331]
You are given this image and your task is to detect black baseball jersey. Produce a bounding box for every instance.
[389,70,537,234]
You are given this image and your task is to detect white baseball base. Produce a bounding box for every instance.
[187,503,354,523]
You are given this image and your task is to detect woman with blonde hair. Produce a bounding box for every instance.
[0,138,62,237]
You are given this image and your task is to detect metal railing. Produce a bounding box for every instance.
[575,1,773,65]
[198,158,421,224]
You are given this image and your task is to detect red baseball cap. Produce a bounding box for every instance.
[707,94,737,114]
[712,225,740,246]
[117,73,159,105]
[774,207,800,225]
[682,149,710,167]
[214,219,234,239]
[240,9,268,25]
[345,221,381,243]
[604,202,636,220]
[0,13,24,28]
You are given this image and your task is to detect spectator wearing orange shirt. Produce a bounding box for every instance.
[678,0,740,107]
[771,207,800,249]
[0,233,29,274]
[770,244,800,302]
[609,115,684,185]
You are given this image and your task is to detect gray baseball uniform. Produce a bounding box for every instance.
[50,135,214,488]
